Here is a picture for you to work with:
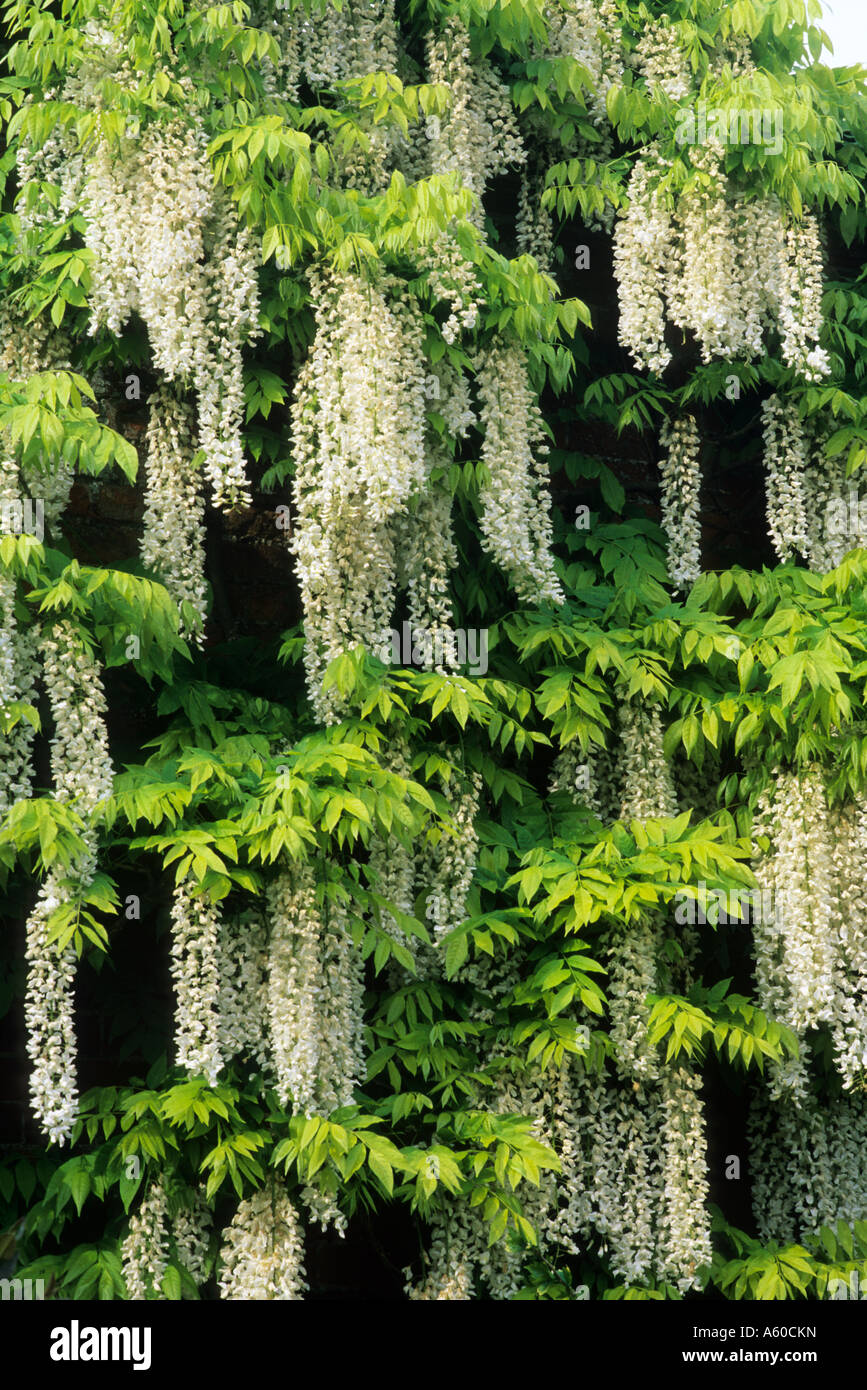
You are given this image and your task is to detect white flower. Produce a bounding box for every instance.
[219,1181,308,1300]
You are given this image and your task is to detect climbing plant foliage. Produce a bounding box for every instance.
[2,0,867,1301]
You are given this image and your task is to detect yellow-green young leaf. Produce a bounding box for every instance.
[366,1151,394,1195]
[487,1206,509,1244]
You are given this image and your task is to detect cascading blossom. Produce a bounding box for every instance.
[425,15,525,228]
[614,148,830,381]
[761,395,813,563]
[657,1065,713,1292]
[658,416,702,590]
[753,768,867,1097]
[417,228,482,344]
[219,1181,308,1301]
[77,118,260,508]
[612,146,675,374]
[392,473,460,674]
[218,908,272,1075]
[0,458,39,817]
[632,16,692,100]
[476,339,564,607]
[749,1089,867,1244]
[419,762,482,941]
[170,879,223,1087]
[752,768,838,1042]
[289,267,427,720]
[122,1175,170,1300]
[828,796,867,1088]
[266,863,365,1116]
[24,619,113,1144]
[141,385,208,642]
[406,1208,476,1300]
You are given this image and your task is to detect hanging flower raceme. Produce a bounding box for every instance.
[828,796,867,1089]
[605,700,678,1079]
[301,0,399,90]
[24,880,80,1146]
[24,618,113,1144]
[170,879,223,1087]
[632,16,692,100]
[392,357,473,661]
[289,267,427,720]
[418,761,482,941]
[122,1174,212,1299]
[122,1175,171,1300]
[0,458,39,818]
[547,743,610,822]
[475,338,564,607]
[749,1088,867,1244]
[218,1180,308,1300]
[800,426,854,574]
[77,118,259,508]
[665,144,762,365]
[586,1068,660,1284]
[425,15,525,228]
[753,768,838,1033]
[217,908,271,1076]
[392,470,460,675]
[547,0,623,123]
[141,385,208,643]
[613,147,830,381]
[416,228,482,344]
[761,395,813,563]
[656,1065,713,1292]
[658,416,702,591]
[618,700,679,823]
[778,211,831,382]
[266,862,365,1117]
[406,1207,476,1300]
[754,769,867,1096]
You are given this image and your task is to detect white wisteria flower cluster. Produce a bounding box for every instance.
[614,144,830,380]
[170,879,223,1087]
[419,762,483,939]
[425,15,525,228]
[266,863,365,1117]
[632,16,692,101]
[760,394,813,563]
[121,1174,213,1299]
[406,1208,476,1300]
[761,404,854,573]
[0,456,39,818]
[217,908,273,1076]
[289,267,427,720]
[71,117,260,508]
[574,1057,712,1292]
[24,619,114,1144]
[658,415,702,590]
[516,0,623,261]
[476,338,564,607]
[218,1181,308,1300]
[393,474,461,675]
[416,229,482,344]
[754,768,867,1095]
[392,364,473,675]
[749,1088,867,1244]
[604,701,679,1080]
[548,0,623,121]
[121,1175,171,1300]
[141,385,208,642]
